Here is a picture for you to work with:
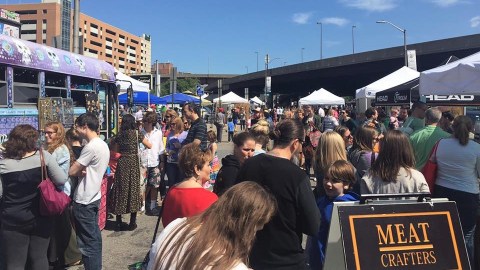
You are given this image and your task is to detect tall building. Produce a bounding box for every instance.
[0,0,151,74]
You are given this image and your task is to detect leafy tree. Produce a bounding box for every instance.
[158,78,200,96]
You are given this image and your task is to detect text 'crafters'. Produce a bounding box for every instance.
[376,222,437,267]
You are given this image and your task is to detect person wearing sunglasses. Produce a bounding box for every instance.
[213,132,255,196]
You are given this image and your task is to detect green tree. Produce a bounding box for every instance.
[158,78,200,96]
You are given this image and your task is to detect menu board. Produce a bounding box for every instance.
[62,98,74,128]
[85,92,100,116]
[38,97,73,130]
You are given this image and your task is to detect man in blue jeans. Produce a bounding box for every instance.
[69,113,110,270]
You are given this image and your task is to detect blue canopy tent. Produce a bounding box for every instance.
[158,93,200,105]
[118,92,164,105]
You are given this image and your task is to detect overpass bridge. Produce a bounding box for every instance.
[205,34,480,103]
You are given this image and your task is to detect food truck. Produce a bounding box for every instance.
[0,34,119,143]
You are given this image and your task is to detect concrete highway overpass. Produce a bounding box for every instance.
[205,34,480,103]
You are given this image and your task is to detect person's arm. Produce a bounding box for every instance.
[296,176,320,236]
[476,151,480,179]
[69,143,93,177]
[45,150,68,185]
[211,143,217,157]
[69,161,86,178]
[142,137,152,149]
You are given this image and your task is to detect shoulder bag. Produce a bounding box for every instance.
[421,140,441,193]
[38,149,71,216]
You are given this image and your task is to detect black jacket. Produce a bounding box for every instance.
[236,154,320,270]
[213,155,240,196]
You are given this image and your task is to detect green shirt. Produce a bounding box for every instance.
[410,125,451,170]
[401,116,425,136]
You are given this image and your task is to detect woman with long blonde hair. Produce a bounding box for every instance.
[44,122,82,267]
[44,121,74,194]
[148,181,277,270]
[314,131,347,196]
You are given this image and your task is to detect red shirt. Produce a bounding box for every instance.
[162,187,218,227]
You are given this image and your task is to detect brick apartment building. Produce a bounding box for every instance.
[0,0,151,75]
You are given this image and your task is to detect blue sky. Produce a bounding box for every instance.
[5,0,480,74]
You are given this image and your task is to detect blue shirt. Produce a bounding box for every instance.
[307,192,359,269]
[227,121,235,132]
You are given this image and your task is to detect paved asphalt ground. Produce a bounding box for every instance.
[69,125,313,269]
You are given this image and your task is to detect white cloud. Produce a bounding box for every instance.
[339,0,397,12]
[471,16,480,27]
[429,0,461,7]
[321,17,350,26]
[292,12,313,24]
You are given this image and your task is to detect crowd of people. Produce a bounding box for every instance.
[1,100,479,269]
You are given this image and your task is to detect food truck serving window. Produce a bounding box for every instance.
[13,84,38,104]
[45,71,65,87]
[0,83,6,106]
[14,68,38,84]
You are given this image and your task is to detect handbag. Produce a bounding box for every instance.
[38,149,71,216]
[421,140,441,193]
[128,191,168,270]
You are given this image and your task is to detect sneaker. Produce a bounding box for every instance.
[146,208,160,216]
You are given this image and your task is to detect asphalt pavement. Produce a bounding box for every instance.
[68,125,236,269]
[69,125,313,269]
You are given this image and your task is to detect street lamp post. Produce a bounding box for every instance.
[255,51,259,71]
[352,25,356,54]
[376,20,407,67]
[316,22,323,60]
[301,48,305,63]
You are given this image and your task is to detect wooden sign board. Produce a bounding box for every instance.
[324,200,470,270]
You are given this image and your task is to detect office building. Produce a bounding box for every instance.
[0,0,151,74]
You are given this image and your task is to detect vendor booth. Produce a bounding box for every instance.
[374,79,419,106]
[115,69,150,93]
[420,51,480,96]
[250,96,265,105]
[213,92,249,104]
[356,66,420,112]
[299,88,345,106]
[118,92,163,105]
[158,93,200,105]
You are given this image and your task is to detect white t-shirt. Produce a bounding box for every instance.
[140,128,165,167]
[318,107,325,117]
[147,218,248,270]
[74,137,110,204]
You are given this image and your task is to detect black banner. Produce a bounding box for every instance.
[338,202,470,270]
[130,74,153,90]
[375,89,410,106]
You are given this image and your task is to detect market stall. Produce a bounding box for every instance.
[419,51,480,96]
[213,92,249,104]
[158,93,200,105]
[299,88,345,106]
[355,66,420,112]
[118,92,163,105]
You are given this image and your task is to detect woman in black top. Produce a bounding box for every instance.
[0,124,68,269]
[236,119,320,270]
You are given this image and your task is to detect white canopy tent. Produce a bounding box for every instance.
[115,69,150,93]
[250,96,265,105]
[299,88,345,106]
[355,66,420,99]
[420,51,480,95]
[213,92,249,104]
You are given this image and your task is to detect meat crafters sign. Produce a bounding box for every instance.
[338,202,470,269]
